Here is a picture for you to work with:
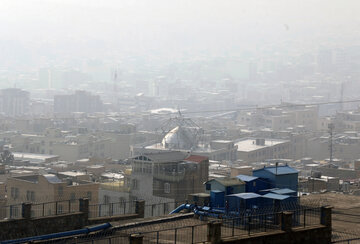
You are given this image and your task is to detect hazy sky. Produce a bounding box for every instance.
[1,0,359,59]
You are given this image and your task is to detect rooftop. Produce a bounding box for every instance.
[235,138,289,152]
[262,193,290,200]
[254,165,298,175]
[133,151,187,163]
[227,192,261,199]
[236,174,259,182]
[185,155,208,163]
[206,178,244,187]
[270,188,296,195]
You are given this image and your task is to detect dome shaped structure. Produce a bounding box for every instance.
[161,126,198,150]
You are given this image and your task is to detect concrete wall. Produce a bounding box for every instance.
[0,212,87,240]
[0,199,145,241]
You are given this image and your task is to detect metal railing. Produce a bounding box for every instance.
[0,204,23,220]
[88,201,136,218]
[1,199,82,220]
[144,201,178,218]
[31,200,79,218]
[221,212,281,237]
[293,207,321,228]
[136,223,208,244]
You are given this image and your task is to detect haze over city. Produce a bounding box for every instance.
[0,1,359,243]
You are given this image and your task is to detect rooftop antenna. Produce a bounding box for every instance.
[177,107,182,117]
[113,68,118,93]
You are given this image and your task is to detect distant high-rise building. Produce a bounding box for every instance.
[0,88,30,117]
[54,90,103,113]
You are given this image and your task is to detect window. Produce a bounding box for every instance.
[132,179,138,190]
[87,191,92,200]
[11,187,19,199]
[206,184,211,191]
[164,183,170,194]
[58,186,63,196]
[26,191,35,201]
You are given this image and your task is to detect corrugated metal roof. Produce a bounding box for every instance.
[236,174,258,182]
[227,193,261,199]
[255,166,298,175]
[207,178,244,187]
[262,193,290,200]
[270,188,296,195]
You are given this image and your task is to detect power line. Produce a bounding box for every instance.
[178,98,360,115]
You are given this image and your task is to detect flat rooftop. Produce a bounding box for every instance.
[235,139,289,152]
[13,152,59,162]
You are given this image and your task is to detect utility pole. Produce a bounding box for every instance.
[328,123,335,163]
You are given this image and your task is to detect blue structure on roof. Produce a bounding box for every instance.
[210,190,225,208]
[236,174,269,193]
[253,165,298,192]
[226,193,261,210]
[262,192,298,206]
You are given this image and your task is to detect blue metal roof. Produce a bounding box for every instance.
[271,188,296,195]
[262,193,290,200]
[236,174,258,182]
[255,166,298,175]
[227,193,261,199]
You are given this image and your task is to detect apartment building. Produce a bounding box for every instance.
[0,88,30,117]
[235,138,290,163]
[6,174,99,217]
[237,103,319,131]
[129,151,209,204]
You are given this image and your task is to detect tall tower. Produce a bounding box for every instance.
[328,123,335,163]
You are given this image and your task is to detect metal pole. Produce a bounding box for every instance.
[191,226,194,243]
[304,209,306,227]
[232,218,235,236]
[264,214,267,232]
[55,201,58,215]
[174,228,177,244]
[157,231,159,244]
